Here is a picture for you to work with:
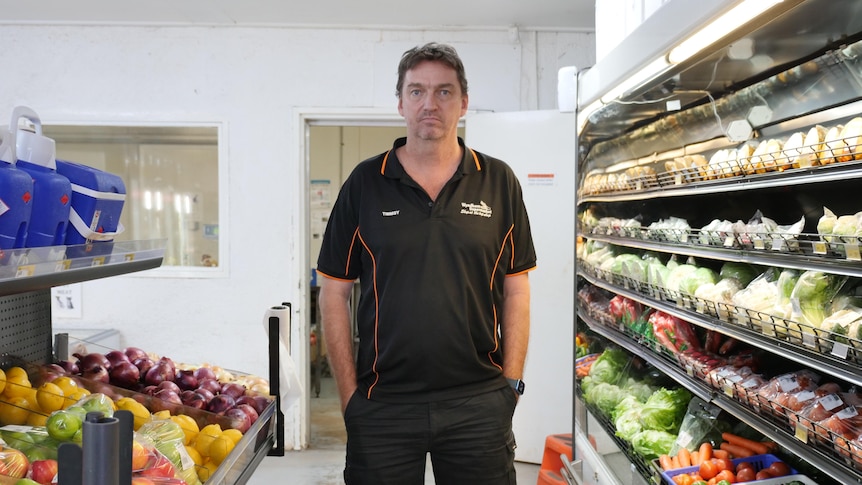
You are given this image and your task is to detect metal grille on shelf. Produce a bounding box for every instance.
[0,290,53,367]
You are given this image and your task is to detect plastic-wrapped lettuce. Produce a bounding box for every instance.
[665,264,698,295]
[820,306,862,347]
[694,277,743,305]
[679,267,719,295]
[732,273,779,314]
[631,430,677,459]
[611,253,647,281]
[818,207,837,242]
[639,387,692,433]
[833,214,862,242]
[647,261,670,288]
[719,262,760,288]
[791,271,849,330]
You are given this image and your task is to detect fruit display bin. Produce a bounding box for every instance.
[660,454,796,485]
[200,397,277,485]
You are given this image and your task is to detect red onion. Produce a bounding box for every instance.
[195,388,215,403]
[235,403,259,425]
[123,346,148,362]
[57,360,80,375]
[75,353,110,373]
[193,367,217,382]
[220,382,247,400]
[157,380,181,395]
[224,407,251,433]
[109,361,140,388]
[197,378,221,396]
[206,394,235,414]
[144,362,175,386]
[133,357,155,376]
[82,365,110,383]
[174,370,198,391]
[236,395,268,416]
[105,350,130,368]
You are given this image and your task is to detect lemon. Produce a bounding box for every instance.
[116,397,151,430]
[152,410,171,420]
[208,435,235,465]
[52,376,79,395]
[5,366,28,382]
[221,428,243,445]
[64,388,90,408]
[0,396,31,425]
[197,459,218,482]
[194,423,222,457]
[170,414,200,445]
[0,368,6,395]
[36,382,65,413]
[3,374,31,399]
[26,411,48,427]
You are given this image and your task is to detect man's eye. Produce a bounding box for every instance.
[410,90,422,97]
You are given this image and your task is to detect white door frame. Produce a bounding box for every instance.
[293,107,404,448]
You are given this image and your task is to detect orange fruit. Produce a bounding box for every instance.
[0,396,31,425]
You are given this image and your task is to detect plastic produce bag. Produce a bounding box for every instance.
[669,397,729,455]
[137,419,201,485]
[790,270,849,331]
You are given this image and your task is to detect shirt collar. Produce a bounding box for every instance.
[380,137,482,179]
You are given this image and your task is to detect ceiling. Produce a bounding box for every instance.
[0,0,595,31]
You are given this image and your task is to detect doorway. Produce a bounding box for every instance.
[300,110,466,450]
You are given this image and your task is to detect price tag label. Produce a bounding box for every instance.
[619,322,625,333]
[803,332,816,348]
[677,430,693,448]
[795,422,809,443]
[675,174,684,185]
[91,257,106,267]
[124,254,135,262]
[686,365,694,377]
[55,260,71,272]
[831,342,850,360]
[718,305,730,321]
[15,265,34,278]
[819,394,843,411]
[724,384,734,398]
[846,243,862,261]
[753,236,765,250]
[636,181,643,191]
[772,237,785,251]
[813,241,828,255]
[696,300,705,313]
[837,405,859,419]
[724,236,736,247]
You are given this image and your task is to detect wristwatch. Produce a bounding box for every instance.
[507,378,525,396]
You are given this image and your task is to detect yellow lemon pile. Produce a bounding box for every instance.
[191,423,242,482]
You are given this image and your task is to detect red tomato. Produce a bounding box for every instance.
[713,457,733,472]
[767,462,791,477]
[736,467,756,482]
[755,470,774,480]
[735,461,753,472]
[699,460,718,480]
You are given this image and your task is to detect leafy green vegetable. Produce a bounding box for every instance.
[587,347,629,385]
[584,382,627,416]
[679,267,719,295]
[623,379,654,402]
[631,429,677,459]
[791,271,848,328]
[639,388,692,433]
[614,400,644,441]
[719,262,759,288]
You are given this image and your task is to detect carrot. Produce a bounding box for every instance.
[699,442,713,463]
[719,442,754,458]
[660,454,673,471]
[671,455,681,469]
[721,432,770,455]
[690,448,701,466]
[678,447,692,467]
[712,449,730,460]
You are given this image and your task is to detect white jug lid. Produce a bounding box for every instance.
[8,106,56,170]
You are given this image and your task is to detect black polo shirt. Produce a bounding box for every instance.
[317,137,536,403]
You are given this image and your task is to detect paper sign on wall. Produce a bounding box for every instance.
[51,284,82,318]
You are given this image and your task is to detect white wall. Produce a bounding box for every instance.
[0,25,594,448]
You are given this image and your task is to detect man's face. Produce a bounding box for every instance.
[398,60,468,142]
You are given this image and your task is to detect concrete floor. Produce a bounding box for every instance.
[248,377,541,485]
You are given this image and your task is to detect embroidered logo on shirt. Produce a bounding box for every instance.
[460,201,492,218]
[382,210,400,217]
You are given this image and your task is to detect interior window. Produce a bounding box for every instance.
[41,125,220,270]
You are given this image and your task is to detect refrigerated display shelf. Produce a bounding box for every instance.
[578,268,862,389]
[577,303,856,484]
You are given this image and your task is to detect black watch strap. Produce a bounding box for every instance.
[507,378,525,395]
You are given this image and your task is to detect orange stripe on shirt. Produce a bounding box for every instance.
[486,224,515,370]
[355,230,381,397]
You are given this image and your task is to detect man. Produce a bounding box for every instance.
[317,42,536,484]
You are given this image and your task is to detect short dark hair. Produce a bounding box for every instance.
[396,42,468,98]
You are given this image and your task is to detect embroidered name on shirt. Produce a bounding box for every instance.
[460,201,492,218]
[382,210,400,217]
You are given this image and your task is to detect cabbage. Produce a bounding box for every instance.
[584,382,627,416]
[640,388,692,433]
[694,278,742,304]
[587,348,629,385]
[614,399,644,441]
[665,265,697,293]
[624,379,655,402]
[648,262,670,287]
[719,262,759,288]
[631,430,677,459]
[679,267,719,295]
[833,215,862,239]
[791,271,848,329]
[817,207,837,241]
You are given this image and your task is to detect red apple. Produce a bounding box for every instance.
[0,448,29,478]
[29,459,58,485]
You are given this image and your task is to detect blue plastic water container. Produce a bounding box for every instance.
[0,160,33,250]
[9,106,71,248]
[0,130,33,250]
[16,158,72,247]
[55,159,126,245]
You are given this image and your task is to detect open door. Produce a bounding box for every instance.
[466,110,576,463]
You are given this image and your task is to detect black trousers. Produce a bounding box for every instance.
[342,387,518,485]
